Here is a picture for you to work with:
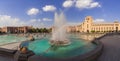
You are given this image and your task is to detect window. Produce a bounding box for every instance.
[87,20,88,23]
[87,24,89,28]
[109,27,111,30]
[112,27,114,29]
[86,18,89,20]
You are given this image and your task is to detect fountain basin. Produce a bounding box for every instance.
[19,33,104,61]
[49,40,71,46]
[20,37,96,58]
[0,34,26,45]
[27,39,103,61]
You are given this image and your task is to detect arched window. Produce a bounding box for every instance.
[86,18,90,20]
[87,24,89,28]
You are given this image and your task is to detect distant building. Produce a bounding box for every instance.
[68,16,120,33]
[66,26,77,32]
[0,28,2,32]
[1,26,32,33]
[41,16,120,33]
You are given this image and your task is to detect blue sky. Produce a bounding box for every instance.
[0,0,119,28]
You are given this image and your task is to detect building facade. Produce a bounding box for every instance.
[78,16,120,33]
[67,26,77,32]
[1,26,32,33]
[68,16,120,33]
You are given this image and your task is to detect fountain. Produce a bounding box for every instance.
[19,11,102,61]
[50,12,71,46]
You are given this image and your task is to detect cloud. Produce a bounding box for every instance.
[75,0,101,9]
[90,2,101,8]
[27,8,39,15]
[63,0,74,8]
[94,19,105,23]
[0,15,45,28]
[43,18,52,21]
[42,5,56,12]
[63,0,101,9]
[29,19,41,23]
[0,15,25,27]
[28,18,52,28]
[28,19,44,28]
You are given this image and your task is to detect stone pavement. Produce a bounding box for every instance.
[97,34,120,61]
[0,55,13,61]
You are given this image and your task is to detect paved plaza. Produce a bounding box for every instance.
[97,34,120,61]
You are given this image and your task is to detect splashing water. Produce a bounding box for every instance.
[51,12,69,45]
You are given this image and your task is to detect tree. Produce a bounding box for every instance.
[91,30,95,33]
[28,28,52,33]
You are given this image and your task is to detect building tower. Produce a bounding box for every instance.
[83,16,93,33]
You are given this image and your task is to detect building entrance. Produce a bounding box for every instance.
[116,27,118,32]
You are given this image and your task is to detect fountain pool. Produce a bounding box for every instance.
[27,36,96,58]
[0,35,27,45]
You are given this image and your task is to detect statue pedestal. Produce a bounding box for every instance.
[14,51,34,61]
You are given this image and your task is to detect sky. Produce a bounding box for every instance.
[0,0,120,28]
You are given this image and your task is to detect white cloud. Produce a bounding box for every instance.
[0,15,45,28]
[75,0,101,9]
[28,19,44,28]
[0,15,25,27]
[42,5,56,12]
[63,0,74,8]
[43,18,52,21]
[63,0,101,9]
[29,19,37,23]
[28,18,52,28]
[90,2,101,8]
[27,8,39,15]
[29,19,40,23]
[94,19,105,23]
